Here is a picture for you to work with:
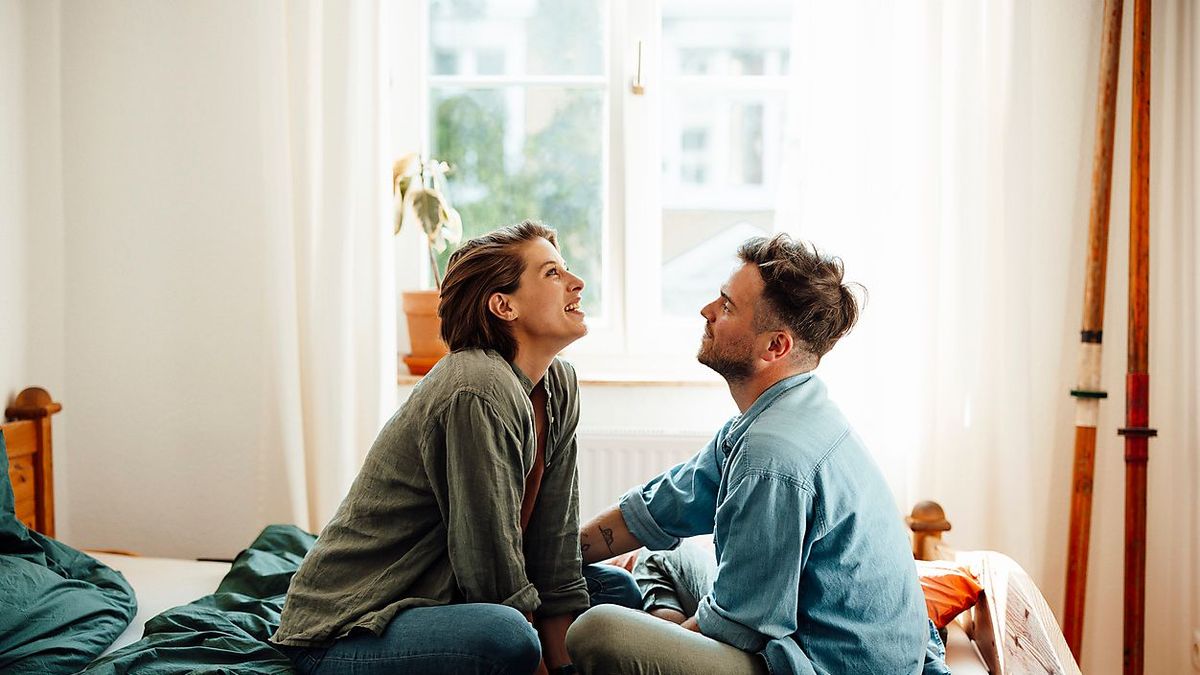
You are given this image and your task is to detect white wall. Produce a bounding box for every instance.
[54,1,291,558]
[2,2,67,522]
[1,0,30,399]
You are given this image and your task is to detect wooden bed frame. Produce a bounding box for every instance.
[3,387,61,537]
[5,387,1079,674]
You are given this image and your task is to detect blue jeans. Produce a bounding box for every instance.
[282,564,640,675]
[583,562,643,609]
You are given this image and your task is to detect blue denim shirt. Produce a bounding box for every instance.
[619,373,928,675]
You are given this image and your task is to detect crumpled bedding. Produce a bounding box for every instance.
[81,524,315,675]
[0,431,138,674]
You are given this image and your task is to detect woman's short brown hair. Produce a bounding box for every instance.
[438,221,559,362]
[737,234,865,358]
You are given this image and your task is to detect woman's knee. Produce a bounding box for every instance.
[469,604,542,674]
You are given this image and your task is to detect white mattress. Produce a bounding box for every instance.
[90,552,231,655]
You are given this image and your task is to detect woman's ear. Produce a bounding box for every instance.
[488,292,517,322]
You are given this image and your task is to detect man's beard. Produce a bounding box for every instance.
[697,335,754,383]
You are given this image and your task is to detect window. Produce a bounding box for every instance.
[419,0,794,368]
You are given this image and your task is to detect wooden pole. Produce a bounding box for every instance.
[1062,0,1124,660]
[1120,0,1154,672]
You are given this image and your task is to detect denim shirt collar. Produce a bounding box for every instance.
[723,371,814,449]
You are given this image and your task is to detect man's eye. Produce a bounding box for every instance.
[547,268,559,276]
[722,302,731,312]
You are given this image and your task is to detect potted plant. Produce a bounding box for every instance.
[394,153,463,375]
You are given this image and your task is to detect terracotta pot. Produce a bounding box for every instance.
[402,289,449,375]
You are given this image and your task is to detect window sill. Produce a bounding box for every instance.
[396,355,727,387]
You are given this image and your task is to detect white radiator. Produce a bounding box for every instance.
[575,430,711,518]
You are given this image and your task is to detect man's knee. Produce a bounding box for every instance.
[567,604,629,665]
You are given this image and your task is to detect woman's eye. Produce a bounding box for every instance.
[547,268,559,277]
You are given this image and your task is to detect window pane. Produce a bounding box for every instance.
[661,0,792,78]
[659,1,792,318]
[431,86,605,314]
[429,0,605,77]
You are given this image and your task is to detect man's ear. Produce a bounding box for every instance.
[764,330,794,363]
[488,292,517,322]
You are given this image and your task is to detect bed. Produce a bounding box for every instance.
[907,502,1080,674]
[5,386,1079,673]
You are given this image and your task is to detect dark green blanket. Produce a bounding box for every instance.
[83,525,315,674]
[0,432,138,674]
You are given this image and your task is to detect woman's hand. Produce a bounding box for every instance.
[535,613,575,669]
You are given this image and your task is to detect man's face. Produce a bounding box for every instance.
[697,262,767,381]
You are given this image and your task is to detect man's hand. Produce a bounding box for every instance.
[649,607,688,624]
[578,506,642,564]
[606,550,640,572]
[680,615,701,633]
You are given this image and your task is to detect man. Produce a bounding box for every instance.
[566,235,932,675]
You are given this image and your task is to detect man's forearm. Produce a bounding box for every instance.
[579,505,642,564]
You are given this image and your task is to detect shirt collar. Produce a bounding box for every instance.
[507,358,553,399]
[724,372,814,448]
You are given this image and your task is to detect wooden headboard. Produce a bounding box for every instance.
[3,387,61,537]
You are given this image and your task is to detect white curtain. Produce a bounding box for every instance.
[776,2,1198,673]
[254,0,397,532]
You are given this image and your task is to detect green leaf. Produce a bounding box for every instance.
[410,188,447,238]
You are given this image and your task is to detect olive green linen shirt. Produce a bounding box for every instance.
[272,349,589,647]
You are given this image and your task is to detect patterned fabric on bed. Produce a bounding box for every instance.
[0,431,138,674]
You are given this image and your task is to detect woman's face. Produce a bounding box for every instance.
[504,237,587,354]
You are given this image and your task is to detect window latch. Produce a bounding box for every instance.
[631,40,645,95]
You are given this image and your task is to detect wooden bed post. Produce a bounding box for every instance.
[906,500,951,562]
[1119,0,1154,672]
[1062,0,1124,661]
[5,387,62,537]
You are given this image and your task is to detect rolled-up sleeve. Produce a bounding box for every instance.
[696,469,810,651]
[438,392,541,613]
[618,431,726,551]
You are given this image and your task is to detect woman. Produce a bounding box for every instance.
[272,222,639,675]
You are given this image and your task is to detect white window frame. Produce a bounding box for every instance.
[396,0,792,380]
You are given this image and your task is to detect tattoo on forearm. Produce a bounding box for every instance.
[580,533,591,553]
[600,526,615,554]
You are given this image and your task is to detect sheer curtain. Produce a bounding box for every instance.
[776,2,1197,672]
[253,0,397,532]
